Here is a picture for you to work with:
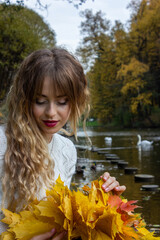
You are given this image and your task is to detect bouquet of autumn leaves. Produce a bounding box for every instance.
[1,177,160,240]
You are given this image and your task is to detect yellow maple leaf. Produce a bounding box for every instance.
[0,231,15,240]
[59,195,73,221]
[95,207,123,238]
[137,227,160,240]
[91,229,112,240]
[1,209,20,227]
[13,220,54,240]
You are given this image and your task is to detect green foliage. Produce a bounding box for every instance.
[79,119,100,127]
[0,3,56,101]
[76,9,110,68]
[113,107,133,128]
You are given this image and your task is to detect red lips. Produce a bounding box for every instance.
[43,120,59,127]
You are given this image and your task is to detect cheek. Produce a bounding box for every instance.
[62,106,71,120]
[32,104,42,120]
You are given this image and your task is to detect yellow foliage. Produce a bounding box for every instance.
[121,78,145,96]
[118,58,151,115]
[131,92,152,114]
[1,176,160,240]
[117,58,149,82]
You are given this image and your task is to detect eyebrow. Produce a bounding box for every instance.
[37,94,47,97]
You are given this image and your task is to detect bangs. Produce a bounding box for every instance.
[47,65,75,101]
[30,75,44,101]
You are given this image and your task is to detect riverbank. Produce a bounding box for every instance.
[80,107,160,129]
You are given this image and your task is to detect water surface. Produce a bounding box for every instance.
[72,128,160,232]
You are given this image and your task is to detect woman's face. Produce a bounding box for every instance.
[32,77,71,142]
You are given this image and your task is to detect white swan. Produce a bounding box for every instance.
[137,134,153,146]
[104,137,112,142]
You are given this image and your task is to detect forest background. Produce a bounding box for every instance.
[0,0,160,128]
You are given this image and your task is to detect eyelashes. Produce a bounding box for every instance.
[57,100,69,106]
[35,100,46,105]
[35,99,69,106]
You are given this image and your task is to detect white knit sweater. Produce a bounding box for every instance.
[0,124,77,234]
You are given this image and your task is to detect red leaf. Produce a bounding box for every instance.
[120,200,139,213]
[108,195,122,208]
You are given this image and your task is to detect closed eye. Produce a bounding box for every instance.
[56,99,69,106]
[35,99,47,105]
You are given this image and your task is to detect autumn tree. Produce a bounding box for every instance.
[78,0,160,127]
[117,58,152,119]
[87,38,120,123]
[111,20,131,66]
[77,10,127,124]
[128,0,160,107]
[77,9,110,68]
[0,4,56,101]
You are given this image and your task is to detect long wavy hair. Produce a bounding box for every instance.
[2,48,90,210]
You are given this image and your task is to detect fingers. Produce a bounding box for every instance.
[52,231,67,240]
[31,229,56,240]
[100,172,126,195]
[100,172,110,181]
[114,185,126,196]
[101,173,119,192]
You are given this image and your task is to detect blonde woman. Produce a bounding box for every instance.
[0,48,126,239]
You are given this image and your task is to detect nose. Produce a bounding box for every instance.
[45,102,57,118]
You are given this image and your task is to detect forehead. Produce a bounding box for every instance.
[40,77,65,97]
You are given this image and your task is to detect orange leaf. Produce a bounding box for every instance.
[120,200,139,213]
[108,195,122,209]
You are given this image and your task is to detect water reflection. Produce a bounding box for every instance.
[138,144,154,161]
[73,128,160,232]
[104,136,112,147]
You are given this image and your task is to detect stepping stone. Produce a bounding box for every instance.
[77,158,88,163]
[118,161,128,169]
[111,159,124,164]
[150,228,160,234]
[105,153,118,157]
[141,185,159,191]
[124,167,138,175]
[134,174,155,182]
[79,148,86,151]
[149,226,160,234]
[97,151,109,155]
[105,155,120,160]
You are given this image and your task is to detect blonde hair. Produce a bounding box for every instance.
[2,48,90,210]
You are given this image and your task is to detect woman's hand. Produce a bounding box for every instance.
[100,172,126,196]
[30,229,67,240]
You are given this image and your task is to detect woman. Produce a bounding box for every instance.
[0,48,126,239]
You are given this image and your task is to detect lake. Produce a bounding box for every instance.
[72,128,160,235]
